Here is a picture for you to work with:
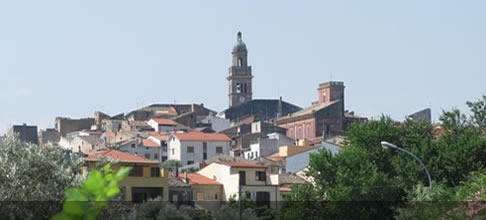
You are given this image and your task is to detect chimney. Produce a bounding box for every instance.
[184,171,189,183]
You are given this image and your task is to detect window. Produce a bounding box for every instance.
[187,160,194,165]
[216,146,223,154]
[129,166,143,177]
[256,171,266,181]
[307,125,311,138]
[162,156,168,162]
[154,153,158,159]
[131,144,135,148]
[236,83,241,93]
[145,147,149,150]
[243,83,247,93]
[239,171,246,185]
[145,153,150,159]
[238,58,243,67]
[187,146,194,153]
[171,148,174,155]
[162,146,167,152]
[215,194,218,200]
[255,151,258,158]
[151,167,160,177]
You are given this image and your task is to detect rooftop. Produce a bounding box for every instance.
[150,118,177,126]
[85,149,158,164]
[178,173,221,185]
[172,132,231,141]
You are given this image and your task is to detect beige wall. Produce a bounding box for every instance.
[198,163,280,203]
[86,161,169,201]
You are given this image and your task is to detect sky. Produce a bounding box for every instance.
[0,0,485,135]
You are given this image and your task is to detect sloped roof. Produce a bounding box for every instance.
[150,131,169,141]
[222,99,302,122]
[150,118,177,126]
[279,173,308,185]
[143,139,159,147]
[85,149,158,163]
[172,132,231,141]
[169,173,190,188]
[178,173,221,185]
[278,100,339,120]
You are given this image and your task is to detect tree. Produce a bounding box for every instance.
[0,135,85,220]
[285,96,486,219]
[466,95,486,136]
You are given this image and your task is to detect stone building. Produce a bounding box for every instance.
[228,32,253,107]
[39,128,61,146]
[7,123,38,144]
[55,117,95,137]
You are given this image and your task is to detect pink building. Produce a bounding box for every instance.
[276,82,346,139]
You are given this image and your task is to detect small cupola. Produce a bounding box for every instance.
[233,32,247,52]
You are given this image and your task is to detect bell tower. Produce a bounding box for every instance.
[228,32,253,107]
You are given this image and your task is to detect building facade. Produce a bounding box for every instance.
[84,150,169,202]
[7,124,38,144]
[228,32,253,107]
[168,132,231,166]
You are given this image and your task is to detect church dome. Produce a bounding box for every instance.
[233,32,247,52]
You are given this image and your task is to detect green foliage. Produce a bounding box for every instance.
[0,135,84,219]
[284,94,486,219]
[50,164,132,220]
[160,159,182,171]
[134,196,195,220]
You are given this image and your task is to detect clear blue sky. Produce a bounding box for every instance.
[1,0,485,135]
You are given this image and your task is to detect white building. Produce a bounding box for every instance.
[147,132,169,162]
[168,132,231,166]
[197,161,280,207]
[118,137,163,162]
[199,113,230,132]
[147,118,178,132]
[269,141,341,173]
[244,133,294,159]
[58,135,105,154]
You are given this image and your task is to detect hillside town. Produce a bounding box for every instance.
[1,32,440,210]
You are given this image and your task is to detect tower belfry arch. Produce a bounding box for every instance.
[227,32,253,107]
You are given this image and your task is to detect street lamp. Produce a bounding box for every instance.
[380,141,433,191]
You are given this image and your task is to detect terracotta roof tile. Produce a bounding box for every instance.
[178,173,221,185]
[85,149,158,163]
[143,139,159,148]
[173,132,231,141]
[280,187,291,192]
[151,118,177,126]
[150,131,169,141]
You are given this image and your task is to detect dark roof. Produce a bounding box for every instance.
[169,173,190,188]
[279,173,308,186]
[222,99,301,122]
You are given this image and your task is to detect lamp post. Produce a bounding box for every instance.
[380,141,432,191]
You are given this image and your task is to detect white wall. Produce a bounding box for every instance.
[284,142,341,173]
[169,138,230,166]
[118,139,162,162]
